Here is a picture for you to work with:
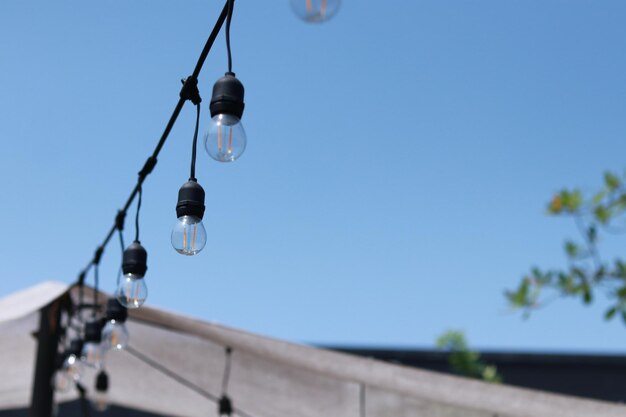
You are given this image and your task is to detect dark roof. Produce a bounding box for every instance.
[329,347,626,404]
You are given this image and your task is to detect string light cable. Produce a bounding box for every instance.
[72,0,232,294]
[124,345,255,417]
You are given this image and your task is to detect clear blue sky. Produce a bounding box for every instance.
[2,0,626,352]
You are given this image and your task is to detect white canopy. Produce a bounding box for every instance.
[1,282,625,417]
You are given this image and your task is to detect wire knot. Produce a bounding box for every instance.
[138,156,157,179]
[180,76,202,105]
[93,247,104,265]
[115,210,126,231]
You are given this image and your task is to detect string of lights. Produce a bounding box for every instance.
[49,1,344,414]
[125,346,255,417]
[74,0,232,296]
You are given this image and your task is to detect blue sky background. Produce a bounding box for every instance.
[2,0,626,352]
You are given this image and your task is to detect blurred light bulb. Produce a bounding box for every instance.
[81,342,104,370]
[102,319,129,350]
[63,353,83,381]
[115,273,148,309]
[92,370,109,412]
[52,370,72,393]
[91,392,109,412]
[82,321,104,369]
[204,114,246,162]
[290,0,340,22]
[172,215,207,255]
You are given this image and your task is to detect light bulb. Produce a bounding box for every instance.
[92,370,109,412]
[102,320,129,350]
[117,241,148,308]
[204,114,247,162]
[63,353,83,381]
[207,73,246,163]
[82,321,104,369]
[290,0,340,22]
[173,180,207,256]
[91,392,109,412]
[172,215,207,255]
[52,370,72,393]
[115,273,148,309]
[81,342,104,370]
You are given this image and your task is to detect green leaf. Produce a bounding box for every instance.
[583,285,592,304]
[605,307,618,320]
[594,205,610,224]
[592,190,607,205]
[605,172,621,191]
[568,190,583,211]
[621,311,626,325]
[565,241,579,258]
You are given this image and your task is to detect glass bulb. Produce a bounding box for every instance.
[102,320,129,350]
[290,0,340,22]
[91,392,109,412]
[171,215,207,256]
[63,354,83,382]
[115,273,148,309]
[81,342,104,370]
[52,370,72,393]
[204,114,246,162]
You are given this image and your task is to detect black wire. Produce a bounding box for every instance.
[135,185,142,242]
[190,103,201,181]
[222,347,232,394]
[73,1,231,287]
[93,264,99,318]
[117,229,125,286]
[226,0,234,73]
[124,346,255,417]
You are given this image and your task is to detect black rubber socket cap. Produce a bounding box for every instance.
[176,180,206,219]
[218,396,233,416]
[96,370,109,392]
[122,241,148,277]
[106,298,128,323]
[68,339,84,357]
[84,320,102,343]
[210,72,245,119]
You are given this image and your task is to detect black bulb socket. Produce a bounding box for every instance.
[218,395,233,417]
[84,320,103,343]
[95,370,109,392]
[68,339,84,357]
[122,241,148,278]
[106,298,128,323]
[176,180,206,220]
[209,72,245,120]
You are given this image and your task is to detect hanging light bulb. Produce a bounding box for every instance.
[204,73,246,162]
[101,298,129,350]
[81,321,105,369]
[290,0,340,22]
[54,339,85,390]
[91,370,109,412]
[172,180,207,255]
[115,241,148,309]
[63,339,85,381]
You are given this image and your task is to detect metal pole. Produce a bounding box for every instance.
[29,299,62,417]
